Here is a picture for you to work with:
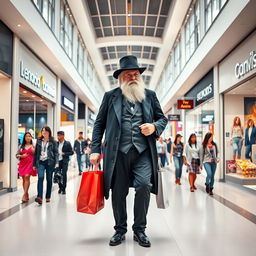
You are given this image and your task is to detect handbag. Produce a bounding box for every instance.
[156,165,170,209]
[76,165,104,215]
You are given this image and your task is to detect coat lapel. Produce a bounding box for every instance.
[112,88,123,126]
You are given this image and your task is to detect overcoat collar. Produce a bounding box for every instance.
[112,87,150,126]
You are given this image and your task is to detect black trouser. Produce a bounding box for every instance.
[111,146,152,234]
[59,160,69,191]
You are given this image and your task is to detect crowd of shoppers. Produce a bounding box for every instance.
[16,127,95,204]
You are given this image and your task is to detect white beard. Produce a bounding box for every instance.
[120,79,146,103]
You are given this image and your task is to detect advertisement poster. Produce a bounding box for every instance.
[244,97,256,126]
[226,160,237,174]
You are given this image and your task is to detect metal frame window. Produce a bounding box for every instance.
[32,0,55,30]
[60,0,74,59]
[185,1,200,62]
[77,36,85,77]
[174,40,181,78]
[205,0,228,31]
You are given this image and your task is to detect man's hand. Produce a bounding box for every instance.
[90,153,100,166]
[139,123,156,136]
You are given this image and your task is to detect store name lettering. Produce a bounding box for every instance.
[235,51,256,79]
[197,84,213,102]
[20,61,55,98]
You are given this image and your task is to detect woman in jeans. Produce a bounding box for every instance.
[156,136,168,167]
[170,134,184,185]
[33,126,59,204]
[230,116,243,160]
[183,134,200,192]
[200,132,219,196]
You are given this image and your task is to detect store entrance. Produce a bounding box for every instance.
[18,86,48,144]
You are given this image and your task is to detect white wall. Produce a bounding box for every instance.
[0,76,11,188]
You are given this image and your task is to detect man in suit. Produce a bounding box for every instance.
[73,132,88,175]
[90,55,168,248]
[57,131,73,194]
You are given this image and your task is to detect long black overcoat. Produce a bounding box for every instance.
[91,87,168,199]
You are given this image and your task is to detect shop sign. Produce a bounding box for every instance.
[63,97,74,111]
[177,99,194,110]
[20,61,55,98]
[226,160,237,174]
[185,69,214,107]
[235,51,256,79]
[168,114,181,121]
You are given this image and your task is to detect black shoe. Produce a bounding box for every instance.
[205,184,210,194]
[109,232,125,246]
[61,190,66,195]
[79,172,82,176]
[134,232,151,248]
[209,188,214,196]
[58,189,62,194]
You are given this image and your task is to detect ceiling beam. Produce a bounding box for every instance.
[103,58,156,65]
[96,36,162,48]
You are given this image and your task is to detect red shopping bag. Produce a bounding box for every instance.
[76,168,104,214]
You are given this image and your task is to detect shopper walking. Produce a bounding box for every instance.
[231,116,243,160]
[33,126,59,204]
[156,136,168,167]
[245,119,256,160]
[200,132,219,196]
[16,132,37,203]
[73,132,88,175]
[57,131,73,194]
[90,55,167,247]
[170,134,184,185]
[183,134,200,192]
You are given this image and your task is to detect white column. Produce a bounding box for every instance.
[85,104,88,139]
[213,65,224,181]
[74,95,78,141]
[54,78,61,135]
[9,36,20,191]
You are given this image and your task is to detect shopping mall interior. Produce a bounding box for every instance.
[0,0,256,255]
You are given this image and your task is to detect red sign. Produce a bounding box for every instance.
[177,99,194,110]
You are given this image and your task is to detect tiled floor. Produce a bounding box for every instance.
[0,165,256,256]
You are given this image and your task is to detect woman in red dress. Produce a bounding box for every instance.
[16,132,37,203]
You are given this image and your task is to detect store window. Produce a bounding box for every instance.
[224,76,256,185]
[32,0,55,30]
[60,0,74,59]
[18,86,49,143]
[205,0,228,31]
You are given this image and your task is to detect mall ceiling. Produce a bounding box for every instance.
[84,0,173,87]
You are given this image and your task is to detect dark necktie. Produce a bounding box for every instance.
[128,101,135,111]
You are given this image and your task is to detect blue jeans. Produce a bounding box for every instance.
[203,162,217,189]
[37,161,55,199]
[158,153,166,167]
[173,156,183,179]
[245,145,252,160]
[232,137,242,157]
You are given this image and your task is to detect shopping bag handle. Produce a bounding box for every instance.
[88,164,99,171]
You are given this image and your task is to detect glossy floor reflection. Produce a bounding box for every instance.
[0,169,256,256]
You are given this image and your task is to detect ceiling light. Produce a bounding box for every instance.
[17,24,21,27]
[23,90,27,93]
[128,14,131,17]
[26,100,29,102]
[32,95,36,98]
[40,99,43,102]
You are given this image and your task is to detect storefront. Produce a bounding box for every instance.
[0,20,13,189]
[18,43,57,143]
[184,69,214,143]
[60,82,75,142]
[219,30,256,189]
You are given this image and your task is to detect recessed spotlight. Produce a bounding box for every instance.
[17,24,21,27]
[40,99,43,102]
[32,95,36,98]
[23,90,27,93]
[26,100,29,102]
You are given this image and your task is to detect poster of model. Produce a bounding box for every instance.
[244,97,256,126]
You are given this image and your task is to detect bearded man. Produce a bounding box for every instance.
[90,55,167,248]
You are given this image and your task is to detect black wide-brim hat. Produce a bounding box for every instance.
[113,55,146,79]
